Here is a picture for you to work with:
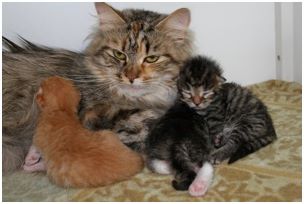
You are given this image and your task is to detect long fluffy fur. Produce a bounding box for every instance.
[34,77,143,187]
[3,3,193,174]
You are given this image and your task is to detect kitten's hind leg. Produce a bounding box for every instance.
[172,170,196,191]
[147,159,172,175]
[188,162,214,197]
[23,145,46,172]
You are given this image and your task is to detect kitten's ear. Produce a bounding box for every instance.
[156,8,191,41]
[36,87,45,108]
[216,76,226,85]
[95,2,126,31]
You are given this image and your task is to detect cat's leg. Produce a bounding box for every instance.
[79,104,117,131]
[188,161,214,197]
[147,159,172,175]
[172,170,196,191]
[210,135,241,164]
[115,109,159,152]
[214,132,226,148]
[213,125,236,148]
[115,109,158,134]
[116,128,148,153]
[23,145,46,172]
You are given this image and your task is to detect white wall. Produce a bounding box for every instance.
[3,2,277,85]
[276,2,302,84]
[293,3,302,84]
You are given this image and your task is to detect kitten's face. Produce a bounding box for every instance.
[177,56,225,110]
[85,3,192,100]
[180,84,215,110]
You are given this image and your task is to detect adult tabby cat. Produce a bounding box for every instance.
[177,55,277,164]
[2,3,193,174]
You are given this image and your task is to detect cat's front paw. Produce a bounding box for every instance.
[115,122,141,134]
[209,148,228,165]
[214,133,228,148]
[82,110,113,130]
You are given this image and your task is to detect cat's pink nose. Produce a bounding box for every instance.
[192,96,202,106]
[125,70,139,84]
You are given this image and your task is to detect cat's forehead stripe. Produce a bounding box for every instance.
[123,22,151,56]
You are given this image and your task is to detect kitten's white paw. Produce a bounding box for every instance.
[23,145,46,172]
[150,159,172,174]
[188,161,214,197]
[189,180,208,197]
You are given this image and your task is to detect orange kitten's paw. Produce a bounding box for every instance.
[24,146,41,165]
[23,145,46,172]
[23,160,46,172]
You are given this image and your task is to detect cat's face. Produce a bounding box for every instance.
[85,3,192,101]
[177,56,225,110]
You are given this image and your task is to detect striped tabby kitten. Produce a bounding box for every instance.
[2,3,192,174]
[178,55,277,164]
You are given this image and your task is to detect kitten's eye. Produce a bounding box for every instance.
[113,50,127,61]
[182,90,191,98]
[204,91,214,98]
[144,55,159,63]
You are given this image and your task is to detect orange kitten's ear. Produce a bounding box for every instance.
[156,8,191,41]
[36,87,45,108]
[95,2,126,31]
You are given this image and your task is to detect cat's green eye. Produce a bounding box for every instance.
[144,55,160,63]
[113,50,127,61]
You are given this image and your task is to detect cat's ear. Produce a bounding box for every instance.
[156,8,191,41]
[36,87,45,108]
[216,76,226,85]
[95,2,126,31]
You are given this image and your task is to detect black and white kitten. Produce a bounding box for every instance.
[178,55,277,164]
[146,101,214,197]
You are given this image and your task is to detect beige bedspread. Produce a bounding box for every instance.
[2,80,301,201]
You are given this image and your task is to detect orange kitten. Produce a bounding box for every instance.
[26,76,143,188]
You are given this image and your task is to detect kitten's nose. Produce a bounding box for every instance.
[192,96,202,106]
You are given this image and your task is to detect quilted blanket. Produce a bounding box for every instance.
[2,80,301,201]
